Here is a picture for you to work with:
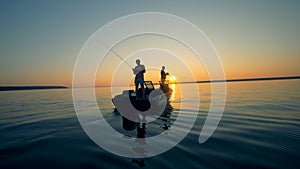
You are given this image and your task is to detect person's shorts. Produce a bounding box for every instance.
[135,78,144,85]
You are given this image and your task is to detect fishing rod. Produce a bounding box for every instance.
[104,44,184,82]
[103,43,133,68]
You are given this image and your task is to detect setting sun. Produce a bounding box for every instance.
[170,75,177,82]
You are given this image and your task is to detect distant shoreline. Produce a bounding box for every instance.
[0,86,68,91]
[1,76,299,90]
[181,75,300,84]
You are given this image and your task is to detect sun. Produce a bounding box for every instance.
[169,75,177,83]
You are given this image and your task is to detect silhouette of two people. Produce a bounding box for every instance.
[132,60,170,98]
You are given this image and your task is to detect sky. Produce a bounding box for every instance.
[0,0,299,86]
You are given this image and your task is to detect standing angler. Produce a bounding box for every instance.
[132,59,146,99]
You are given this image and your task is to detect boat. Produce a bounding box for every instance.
[112,81,173,126]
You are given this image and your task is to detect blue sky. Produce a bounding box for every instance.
[1,0,299,86]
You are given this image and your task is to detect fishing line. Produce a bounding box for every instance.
[103,43,133,68]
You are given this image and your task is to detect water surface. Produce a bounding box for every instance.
[0,80,299,168]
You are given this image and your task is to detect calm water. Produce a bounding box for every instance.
[0,80,299,169]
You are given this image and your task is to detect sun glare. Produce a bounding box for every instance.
[170,75,177,82]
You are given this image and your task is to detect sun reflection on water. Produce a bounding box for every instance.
[171,83,176,101]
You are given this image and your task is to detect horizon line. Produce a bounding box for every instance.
[0,75,299,90]
[95,75,300,87]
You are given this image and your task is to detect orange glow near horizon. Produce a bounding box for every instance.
[91,34,299,87]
